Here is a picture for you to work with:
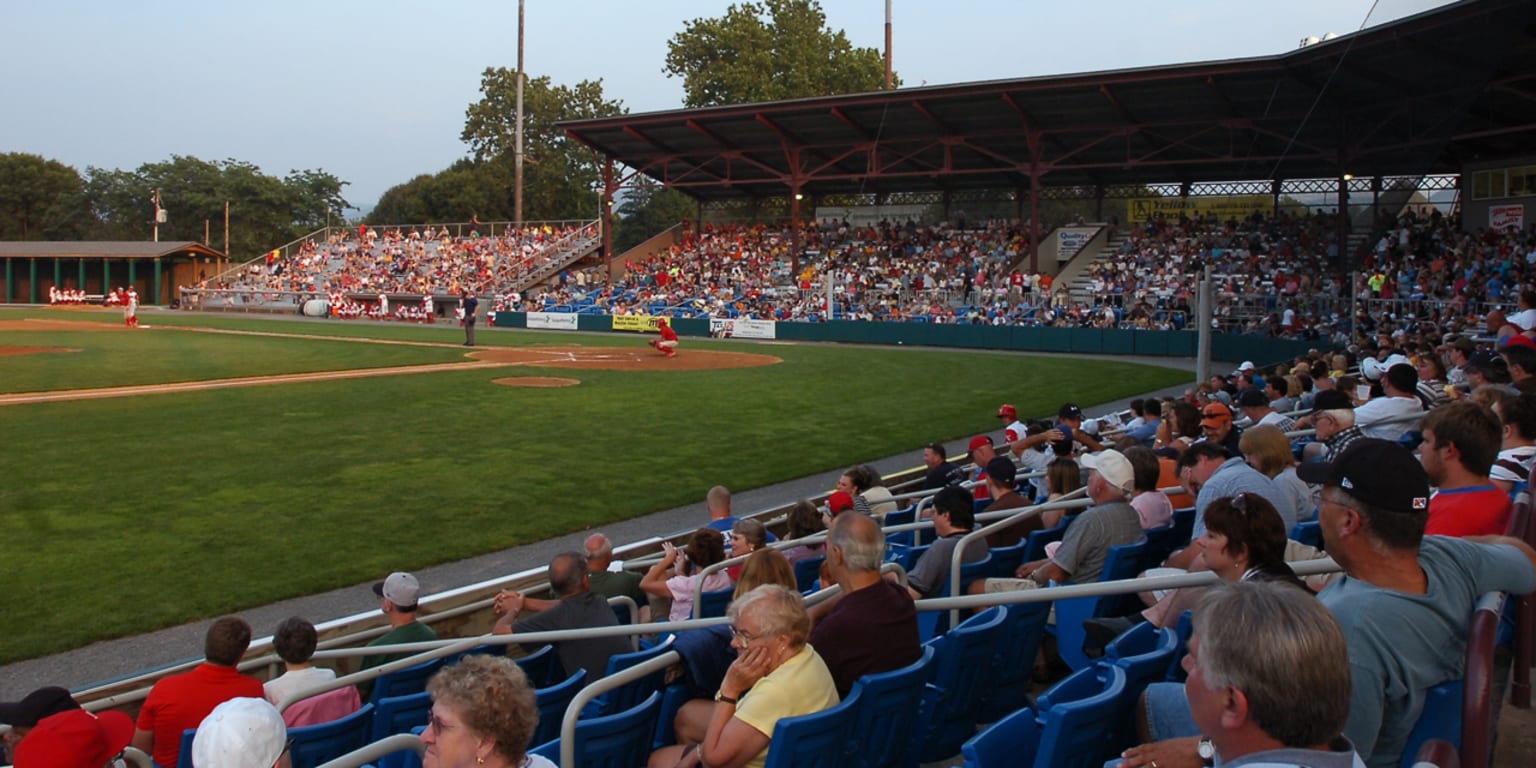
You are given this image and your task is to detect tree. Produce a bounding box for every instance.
[664,0,893,108]
[0,153,90,240]
[457,68,625,222]
[614,180,697,252]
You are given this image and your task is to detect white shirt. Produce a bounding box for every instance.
[1352,396,1424,442]
[264,666,337,706]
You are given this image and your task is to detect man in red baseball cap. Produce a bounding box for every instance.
[13,709,134,768]
[997,404,1026,445]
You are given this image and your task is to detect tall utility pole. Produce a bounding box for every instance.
[514,0,526,229]
[152,188,162,242]
[884,0,893,89]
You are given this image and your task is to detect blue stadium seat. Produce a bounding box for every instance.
[590,636,674,717]
[794,556,826,593]
[1165,611,1194,683]
[762,687,862,768]
[1139,523,1183,569]
[514,644,563,688]
[961,664,1127,768]
[1101,622,1180,752]
[288,703,375,768]
[370,657,447,705]
[985,542,1028,579]
[529,690,661,768]
[370,690,431,743]
[534,670,587,747]
[916,606,1008,763]
[1169,507,1195,545]
[976,600,1054,722]
[173,728,197,768]
[845,644,936,768]
[1400,681,1464,768]
[1023,520,1070,563]
[696,585,735,619]
[1291,520,1323,550]
[1052,539,1148,672]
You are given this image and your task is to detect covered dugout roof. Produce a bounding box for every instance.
[562,0,1536,200]
[0,242,224,260]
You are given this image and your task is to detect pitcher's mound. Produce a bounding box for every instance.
[468,346,781,371]
[493,376,581,388]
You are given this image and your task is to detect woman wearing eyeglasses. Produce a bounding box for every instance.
[419,655,555,768]
[1194,493,1307,589]
[649,585,838,768]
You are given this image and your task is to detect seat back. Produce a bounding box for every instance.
[696,585,734,619]
[514,644,563,688]
[369,689,430,743]
[1023,521,1069,563]
[370,657,448,704]
[529,690,661,768]
[1102,622,1179,753]
[174,728,197,768]
[287,703,375,768]
[595,636,674,716]
[885,505,917,547]
[961,704,1041,768]
[1169,507,1195,544]
[1399,681,1464,768]
[1290,520,1323,550]
[1034,665,1128,768]
[795,556,826,593]
[533,671,587,747]
[985,542,1028,579]
[851,645,936,768]
[284,684,362,730]
[1165,611,1194,683]
[762,688,862,768]
[1053,539,1148,672]
[917,606,1008,763]
[977,600,1054,722]
[1139,524,1182,569]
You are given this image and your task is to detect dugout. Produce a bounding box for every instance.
[0,241,224,306]
[562,0,1536,270]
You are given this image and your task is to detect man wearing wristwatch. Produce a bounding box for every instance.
[1117,582,1365,768]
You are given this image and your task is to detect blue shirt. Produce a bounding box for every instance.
[1193,457,1291,537]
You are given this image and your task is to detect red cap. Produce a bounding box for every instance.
[827,491,855,516]
[968,435,993,451]
[14,710,135,768]
[996,404,1017,420]
[1503,334,1536,352]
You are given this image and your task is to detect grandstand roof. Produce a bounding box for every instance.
[561,0,1536,200]
[0,241,224,260]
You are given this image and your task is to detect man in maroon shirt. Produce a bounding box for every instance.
[807,512,921,697]
[132,617,265,768]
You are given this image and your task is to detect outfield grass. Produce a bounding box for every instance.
[0,306,1190,662]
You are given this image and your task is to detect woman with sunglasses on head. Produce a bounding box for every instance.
[420,655,554,768]
[1194,493,1308,590]
[649,585,838,768]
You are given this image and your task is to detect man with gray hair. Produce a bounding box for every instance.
[1121,581,1363,768]
[493,552,630,683]
[807,512,921,697]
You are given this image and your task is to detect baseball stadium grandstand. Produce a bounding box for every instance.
[5,2,1536,768]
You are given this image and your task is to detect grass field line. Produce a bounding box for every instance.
[154,322,481,349]
[0,359,516,406]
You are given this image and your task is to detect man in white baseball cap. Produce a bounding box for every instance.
[192,698,290,768]
[359,571,437,679]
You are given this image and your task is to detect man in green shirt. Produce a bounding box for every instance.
[360,571,437,673]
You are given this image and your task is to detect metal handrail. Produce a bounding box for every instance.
[557,650,681,768]
[947,488,1092,627]
[317,734,426,768]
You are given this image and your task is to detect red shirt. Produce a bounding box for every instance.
[137,663,265,767]
[1426,485,1511,537]
[659,323,678,342]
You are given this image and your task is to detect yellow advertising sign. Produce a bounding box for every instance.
[1126,195,1274,223]
[612,315,662,333]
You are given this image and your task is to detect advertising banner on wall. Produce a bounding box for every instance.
[1056,227,1096,261]
[708,318,777,339]
[1126,195,1273,223]
[1491,204,1525,231]
[526,312,579,330]
[612,315,663,333]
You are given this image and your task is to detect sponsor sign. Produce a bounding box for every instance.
[1491,204,1525,231]
[1056,227,1095,261]
[1126,195,1274,223]
[612,315,664,333]
[526,312,579,330]
[731,318,776,339]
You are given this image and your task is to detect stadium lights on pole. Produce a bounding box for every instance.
[884,0,893,90]
[514,0,526,230]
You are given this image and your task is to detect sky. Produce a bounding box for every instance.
[0,0,1456,208]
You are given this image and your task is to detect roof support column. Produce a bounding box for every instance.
[128,258,137,295]
[790,183,803,276]
[29,258,38,304]
[1028,174,1041,273]
[103,260,111,296]
[3,259,11,304]
[78,259,86,292]
[602,158,616,281]
[154,257,164,305]
[1337,173,1350,267]
[53,259,61,295]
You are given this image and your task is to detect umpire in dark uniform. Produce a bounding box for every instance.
[461,291,478,346]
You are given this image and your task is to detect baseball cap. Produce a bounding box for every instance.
[1361,353,1411,381]
[968,435,993,452]
[1236,387,1269,408]
[984,457,1017,486]
[1081,449,1135,492]
[191,698,288,768]
[1058,403,1084,421]
[827,491,855,516]
[1451,336,1476,354]
[0,687,79,728]
[12,709,134,768]
[1310,389,1355,414]
[372,572,420,607]
[996,404,1018,421]
[1236,361,1256,372]
[1503,334,1536,352]
[1467,350,1505,373]
[1199,403,1232,428]
[1296,438,1430,516]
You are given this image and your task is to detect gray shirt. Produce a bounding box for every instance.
[514,591,631,684]
[1052,500,1144,584]
[1194,458,1292,537]
[907,532,989,597]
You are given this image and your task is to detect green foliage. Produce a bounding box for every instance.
[0,153,90,240]
[368,69,625,225]
[614,179,697,252]
[665,0,893,108]
[0,307,1188,661]
[78,156,351,257]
